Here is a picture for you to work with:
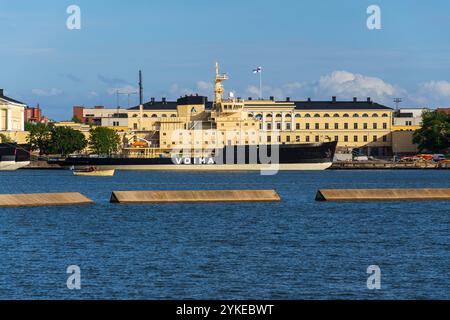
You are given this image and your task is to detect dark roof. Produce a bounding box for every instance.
[0,89,26,105]
[129,96,214,111]
[177,95,208,106]
[129,100,178,111]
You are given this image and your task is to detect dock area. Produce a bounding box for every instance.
[331,161,450,170]
[0,192,94,207]
[316,188,450,202]
[111,189,281,204]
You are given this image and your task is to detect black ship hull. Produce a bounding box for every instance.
[0,143,31,171]
[49,142,337,171]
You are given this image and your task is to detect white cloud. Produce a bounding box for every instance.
[419,80,450,97]
[246,70,404,104]
[412,80,450,106]
[32,88,63,97]
[314,71,399,100]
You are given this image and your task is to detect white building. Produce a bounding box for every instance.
[0,89,26,132]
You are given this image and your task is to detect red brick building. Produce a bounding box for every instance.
[24,105,49,123]
[437,108,450,115]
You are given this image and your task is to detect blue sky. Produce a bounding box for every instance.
[1,0,449,119]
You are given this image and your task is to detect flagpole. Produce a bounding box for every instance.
[259,69,262,100]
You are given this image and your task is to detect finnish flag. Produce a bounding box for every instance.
[253,67,262,74]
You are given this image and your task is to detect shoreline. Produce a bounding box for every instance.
[17,160,450,171]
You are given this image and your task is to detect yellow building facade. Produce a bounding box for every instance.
[0,89,28,143]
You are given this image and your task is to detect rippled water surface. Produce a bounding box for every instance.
[0,170,449,299]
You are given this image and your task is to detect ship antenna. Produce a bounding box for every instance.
[139,70,143,105]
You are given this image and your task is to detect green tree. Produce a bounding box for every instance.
[0,133,12,143]
[49,126,87,156]
[26,122,53,155]
[89,127,121,155]
[413,111,450,153]
[71,116,82,123]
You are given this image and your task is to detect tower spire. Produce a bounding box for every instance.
[214,62,229,108]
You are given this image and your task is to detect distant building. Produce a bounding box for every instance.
[127,95,394,157]
[437,108,450,115]
[391,108,429,155]
[393,108,429,130]
[73,105,127,125]
[24,104,49,124]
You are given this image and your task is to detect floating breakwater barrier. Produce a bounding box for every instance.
[0,192,94,207]
[315,188,450,202]
[110,190,281,204]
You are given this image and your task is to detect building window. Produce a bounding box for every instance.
[286,136,291,142]
[267,136,272,143]
[276,123,281,130]
[315,123,319,130]
[334,123,339,130]
[383,123,387,129]
[373,123,378,129]
[363,123,368,129]
[334,136,339,141]
[286,123,291,130]
[267,123,272,130]
[373,135,378,142]
[363,135,368,142]
[277,136,281,142]
[344,123,349,130]
[354,135,358,142]
[325,123,329,130]
[296,136,300,142]
[296,123,300,130]
[354,123,358,129]
[383,135,387,142]
[306,136,310,142]
[133,123,138,130]
[344,136,348,142]
[306,123,310,130]
[315,136,320,142]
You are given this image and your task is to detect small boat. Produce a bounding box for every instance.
[72,166,115,176]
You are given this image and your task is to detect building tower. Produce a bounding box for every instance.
[214,62,229,109]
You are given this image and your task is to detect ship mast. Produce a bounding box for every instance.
[214,62,229,109]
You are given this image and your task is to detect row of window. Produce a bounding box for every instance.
[269,135,388,143]
[132,114,177,118]
[264,122,389,130]
[251,113,390,119]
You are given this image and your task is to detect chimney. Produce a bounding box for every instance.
[269,96,274,101]
[307,97,311,102]
[248,97,253,101]
[332,96,337,103]
[286,97,291,102]
[367,97,371,103]
[0,89,3,96]
[151,97,155,103]
[162,97,166,104]
[353,97,357,102]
